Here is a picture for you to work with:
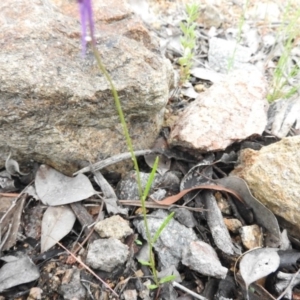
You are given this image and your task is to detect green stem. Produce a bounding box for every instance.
[142,195,158,285]
[90,42,158,285]
[91,43,143,199]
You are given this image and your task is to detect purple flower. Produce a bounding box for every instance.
[78,0,95,54]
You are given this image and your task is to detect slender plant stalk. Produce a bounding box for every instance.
[267,3,300,102]
[141,156,160,285]
[90,41,161,285]
[78,0,174,290]
[179,3,199,85]
[90,43,143,200]
[227,0,248,72]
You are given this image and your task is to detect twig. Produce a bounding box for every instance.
[0,193,20,197]
[73,149,154,175]
[119,200,205,212]
[172,281,208,300]
[72,201,104,256]
[276,268,300,300]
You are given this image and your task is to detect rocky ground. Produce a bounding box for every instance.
[1,0,300,300]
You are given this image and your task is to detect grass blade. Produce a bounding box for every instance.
[142,156,159,201]
[152,212,175,244]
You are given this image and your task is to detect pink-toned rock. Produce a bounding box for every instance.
[169,70,268,152]
[0,0,173,175]
[232,136,300,239]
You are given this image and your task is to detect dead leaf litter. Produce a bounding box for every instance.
[1,0,300,299]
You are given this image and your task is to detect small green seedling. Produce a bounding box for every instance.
[137,206,175,288]
[227,1,248,72]
[92,56,175,288]
[79,0,180,291]
[267,3,300,102]
[179,3,199,85]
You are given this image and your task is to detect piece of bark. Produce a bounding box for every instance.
[203,191,241,255]
[70,202,99,242]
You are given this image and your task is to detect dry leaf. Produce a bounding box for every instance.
[144,153,171,176]
[41,206,76,252]
[180,154,214,202]
[240,248,280,291]
[5,152,28,176]
[94,171,128,215]
[204,191,241,255]
[35,165,96,206]
[0,194,26,251]
[155,184,245,206]
[0,255,40,292]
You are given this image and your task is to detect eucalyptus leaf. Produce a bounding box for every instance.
[240,248,280,291]
[93,171,128,215]
[0,255,40,292]
[41,206,76,252]
[35,165,96,206]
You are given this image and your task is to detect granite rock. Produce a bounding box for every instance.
[0,0,173,175]
[232,137,300,239]
[169,70,268,152]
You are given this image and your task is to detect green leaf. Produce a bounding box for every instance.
[159,275,177,284]
[179,2,199,84]
[148,284,158,290]
[138,259,151,266]
[135,239,143,245]
[178,57,186,64]
[152,212,175,244]
[179,23,189,35]
[186,3,199,21]
[180,40,189,48]
[189,23,197,31]
[142,156,159,201]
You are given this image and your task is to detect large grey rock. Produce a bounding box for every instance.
[169,70,268,152]
[0,0,173,175]
[232,137,300,239]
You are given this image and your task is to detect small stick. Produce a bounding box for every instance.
[172,281,208,300]
[0,193,20,197]
[276,268,300,300]
[73,149,154,175]
[72,201,104,256]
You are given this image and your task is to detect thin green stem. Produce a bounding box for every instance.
[227,0,248,72]
[141,156,160,285]
[90,41,158,285]
[90,43,143,200]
